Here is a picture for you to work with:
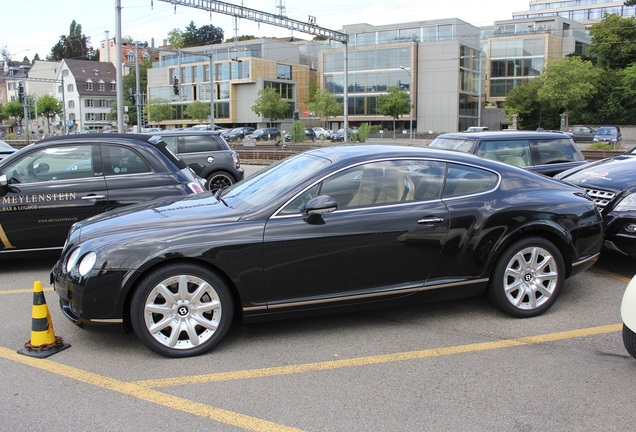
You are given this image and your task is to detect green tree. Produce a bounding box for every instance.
[537,57,601,118]
[225,35,257,43]
[376,86,411,138]
[167,28,185,49]
[146,98,175,124]
[504,79,560,129]
[184,100,210,122]
[308,89,342,126]
[47,20,98,61]
[36,94,63,134]
[588,15,636,70]
[251,87,289,126]
[357,123,371,143]
[3,101,25,125]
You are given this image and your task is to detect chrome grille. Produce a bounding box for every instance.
[585,188,616,209]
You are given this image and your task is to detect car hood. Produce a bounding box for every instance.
[73,192,246,243]
[557,155,636,191]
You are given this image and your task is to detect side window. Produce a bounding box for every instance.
[2,144,93,184]
[160,137,178,154]
[279,160,446,215]
[476,140,530,167]
[443,164,498,198]
[181,136,223,153]
[532,139,583,164]
[103,145,151,175]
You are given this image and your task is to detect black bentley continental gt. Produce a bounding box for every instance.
[51,145,604,357]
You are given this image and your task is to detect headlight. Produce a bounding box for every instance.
[615,193,636,212]
[66,248,82,273]
[78,252,97,276]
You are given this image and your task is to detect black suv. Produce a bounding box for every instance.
[145,130,244,192]
[428,130,588,176]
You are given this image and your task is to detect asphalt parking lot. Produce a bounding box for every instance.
[0,250,634,431]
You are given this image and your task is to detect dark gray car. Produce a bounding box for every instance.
[428,130,588,177]
[145,130,244,192]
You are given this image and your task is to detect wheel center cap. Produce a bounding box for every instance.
[524,273,533,282]
[177,306,189,317]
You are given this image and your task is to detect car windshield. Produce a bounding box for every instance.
[220,153,330,208]
[428,137,474,152]
[597,127,617,135]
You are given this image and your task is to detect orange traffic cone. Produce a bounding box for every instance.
[17,280,70,358]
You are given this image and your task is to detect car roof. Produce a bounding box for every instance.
[437,130,573,140]
[143,130,223,136]
[33,133,159,145]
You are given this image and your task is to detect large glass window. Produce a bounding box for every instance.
[277,64,292,80]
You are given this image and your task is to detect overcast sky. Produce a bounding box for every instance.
[2,0,530,61]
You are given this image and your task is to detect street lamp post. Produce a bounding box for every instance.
[399,66,413,140]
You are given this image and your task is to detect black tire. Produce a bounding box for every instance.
[623,324,636,359]
[487,236,565,318]
[207,171,235,193]
[130,263,234,358]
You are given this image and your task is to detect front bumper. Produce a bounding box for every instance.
[603,213,636,258]
[51,259,129,325]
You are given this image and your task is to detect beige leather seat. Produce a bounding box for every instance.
[503,144,528,167]
[376,170,415,204]
[348,167,383,207]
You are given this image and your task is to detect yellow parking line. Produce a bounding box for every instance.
[133,324,622,389]
[591,268,633,284]
[0,346,303,432]
[0,287,54,295]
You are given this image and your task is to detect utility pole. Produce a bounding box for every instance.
[115,0,125,132]
[135,41,143,128]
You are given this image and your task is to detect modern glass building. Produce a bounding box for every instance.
[513,0,636,25]
[481,16,590,105]
[320,19,485,133]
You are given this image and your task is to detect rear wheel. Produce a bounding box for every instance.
[207,171,234,193]
[130,263,234,358]
[488,237,565,318]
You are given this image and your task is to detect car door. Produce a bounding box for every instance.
[0,142,108,252]
[261,159,450,310]
[100,144,184,209]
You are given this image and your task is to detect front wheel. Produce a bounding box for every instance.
[207,171,235,193]
[487,237,565,318]
[623,324,636,359]
[130,263,234,358]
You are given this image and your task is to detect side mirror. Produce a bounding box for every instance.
[0,174,7,188]
[304,195,337,224]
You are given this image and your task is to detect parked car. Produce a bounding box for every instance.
[567,125,596,142]
[51,145,602,357]
[428,130,588,176]
[329,128,359,142]
[593,125,622,146]
[221,127,255,142]
[0,131,7,138]
[0,133,205,257]
[465,126,489,132]
[0,139,17,160]
[312,127,332,139]
[189,125,225,131]
[621,274,636,359]
[285,128,316,142]
[555,146,636,258]
[246,127,282,142]
[144,130,244,192]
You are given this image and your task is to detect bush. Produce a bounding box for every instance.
[358,123,371,143]
[290,121,305,142]
[589,142,618,151]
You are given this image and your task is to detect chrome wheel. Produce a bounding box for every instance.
[503,246,558,310]
[488,237,564,318]
[131,264,233,357]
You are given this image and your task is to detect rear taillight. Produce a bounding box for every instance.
[187,182,204,193]
[232,151,240,168]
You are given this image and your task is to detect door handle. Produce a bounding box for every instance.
[417,217,444,224]
[81,195,106,200]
